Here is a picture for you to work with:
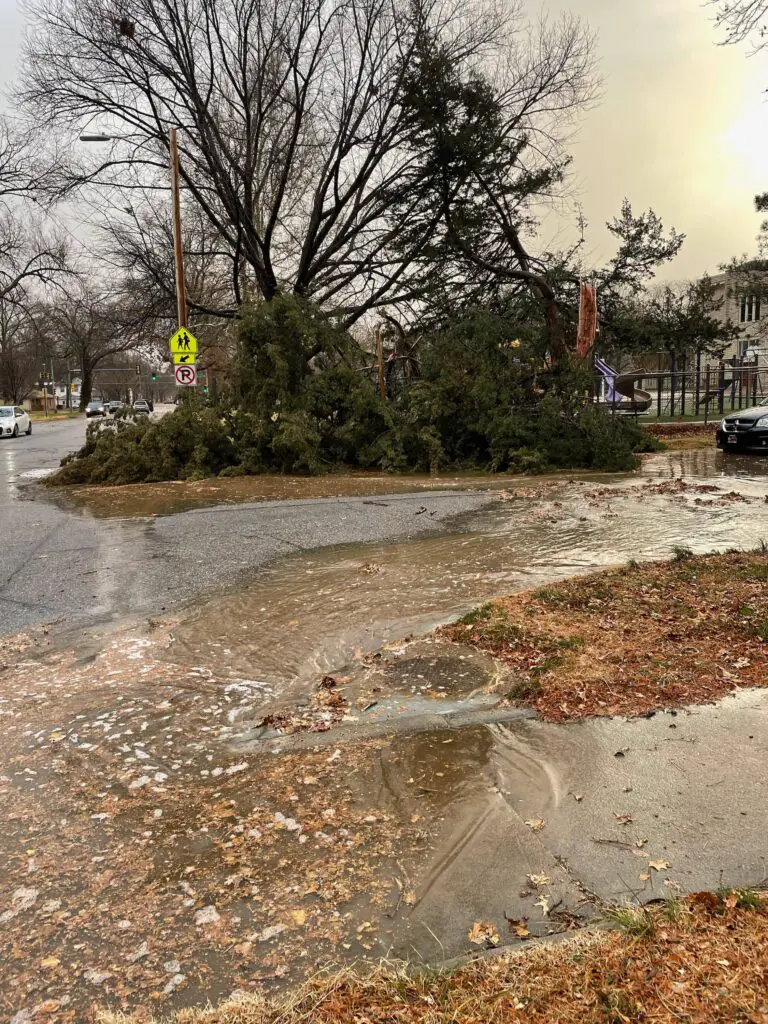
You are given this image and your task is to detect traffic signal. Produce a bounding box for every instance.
[151,372,157,381]
[135,364,140,376]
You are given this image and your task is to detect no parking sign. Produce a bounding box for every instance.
[175,364,197,386]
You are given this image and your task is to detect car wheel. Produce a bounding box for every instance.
[26,422,32,435]
[12,425,18,437]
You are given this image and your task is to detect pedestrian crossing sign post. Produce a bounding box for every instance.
[169,327,199,356]
[172,351,196,365]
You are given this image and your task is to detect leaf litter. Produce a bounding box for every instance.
[442,550,768,721]
[97,890,768,1024]
[0,622,447,1022]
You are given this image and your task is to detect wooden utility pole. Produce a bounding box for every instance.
[375,324,386,401]
[170,128,188,330]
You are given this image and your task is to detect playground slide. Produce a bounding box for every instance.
[614,372,653,413]
[594,356,652,414]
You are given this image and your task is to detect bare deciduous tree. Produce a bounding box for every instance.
[37,285,146,408]
[0,209,69,303]
[19,0,599,326]
[711,0,768,47]
[0,296,43,404]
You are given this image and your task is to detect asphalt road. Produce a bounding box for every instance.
[0,416,491,639]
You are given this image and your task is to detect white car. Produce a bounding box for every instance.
[0,406,32,437]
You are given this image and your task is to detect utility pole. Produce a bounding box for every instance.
[170,127,188,330]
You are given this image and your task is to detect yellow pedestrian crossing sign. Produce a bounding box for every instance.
[169,327,198,356]
[172,351,196,365]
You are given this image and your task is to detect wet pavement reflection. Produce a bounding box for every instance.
[168,449,768,698]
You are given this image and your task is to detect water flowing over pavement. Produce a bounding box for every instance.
[169,448,768,693]
[2,445,768,1021]
[0,421,494,639]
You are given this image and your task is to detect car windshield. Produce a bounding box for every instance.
[0,408,12,417]
[87,402,102,408]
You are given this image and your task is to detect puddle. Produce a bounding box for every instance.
[168,449,768,702]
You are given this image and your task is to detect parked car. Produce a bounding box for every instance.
[0,406,32,437]
[106,401,124,414]
[85,400,107,418]
[133,399,151,415]
[716,399,768,453]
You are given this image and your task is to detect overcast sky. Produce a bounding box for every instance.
[0,0,766,282]
[535,0,768,280]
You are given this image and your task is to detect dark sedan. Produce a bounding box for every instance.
[716,399,768,453]
[85,400,107,418]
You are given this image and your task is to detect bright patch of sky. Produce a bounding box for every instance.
[2,0,768,282]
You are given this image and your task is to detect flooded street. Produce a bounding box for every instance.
[3,447,768,1022]
[170,449,768,695]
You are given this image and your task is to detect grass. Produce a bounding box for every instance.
[98,890,768,1024]
[28,409,82,421]
[457,602,495,626]
[605,904,655,937]
[442,549,768,721]
[671,545,694,562]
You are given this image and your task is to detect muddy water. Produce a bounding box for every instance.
[169,449,768,699]
[62,470,534,519]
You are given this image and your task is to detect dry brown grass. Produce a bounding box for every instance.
[99,892,768,1023]
[646,423,716,450]
[442,551,768,721]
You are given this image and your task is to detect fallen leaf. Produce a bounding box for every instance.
[639,873,650,882]
[614,813,633,825]
[290,909,307,926]
[33,1002,60,1015]
[528,873,552,888]
[194,905,221,927]
[83,969,111,985]
[505,917,530,939]
[127,941,150,963]
[524,819,545,833]
[535,894,550,916]
[403,891,417,906]
[468,921,500,946]
[40,957,60,969]
[649,860,670,872]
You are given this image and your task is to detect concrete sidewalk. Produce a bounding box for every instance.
[384,689,768,962]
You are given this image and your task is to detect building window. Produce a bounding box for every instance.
[740,295,761,323]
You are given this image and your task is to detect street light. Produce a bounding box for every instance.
[79,129,188,330]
